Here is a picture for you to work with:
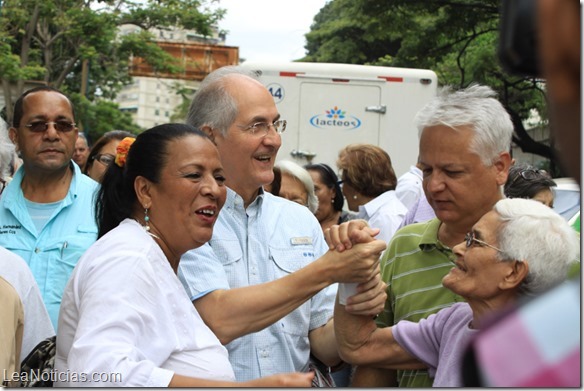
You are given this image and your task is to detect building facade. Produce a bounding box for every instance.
[115,25,239,129]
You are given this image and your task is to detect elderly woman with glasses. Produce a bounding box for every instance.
[332,198,579,387]
[504,162,557,207]
[84,130,134,183]
[274,160,318,213]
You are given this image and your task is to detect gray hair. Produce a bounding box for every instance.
[494,198,579,296]
[77,132,88,143]
[276,160,319,214]
[415,84,513,165]
[186,66,260,136]
[0,119,15,180]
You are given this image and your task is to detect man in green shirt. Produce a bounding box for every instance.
[351,85,513,387]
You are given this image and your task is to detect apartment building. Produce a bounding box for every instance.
[115,25,239,129]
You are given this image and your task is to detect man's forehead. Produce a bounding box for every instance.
[23,91,73,114]
[76,137,87,145]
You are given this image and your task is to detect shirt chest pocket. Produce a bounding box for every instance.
[42,225,98,306]
[211,239,246,288]
[269,245,316,277]
[269,246,315,338]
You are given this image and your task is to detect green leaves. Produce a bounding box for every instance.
[1,0,224,136]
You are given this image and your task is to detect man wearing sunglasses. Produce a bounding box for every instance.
[0,86,98,329]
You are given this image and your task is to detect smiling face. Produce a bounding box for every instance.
[443,210,515,301]
[10,90,78,174]
[146,135,227,257]
[419,125,509,230]
[211,76,281,204]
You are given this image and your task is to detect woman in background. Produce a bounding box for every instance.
[504,162,557,207]
[84,130,134,182]
[305,163,355,232]
[337,144,407,244]
[275,160,318,213]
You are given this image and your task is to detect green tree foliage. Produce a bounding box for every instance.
[0,0,224,137]
[303,0,562,175]
[69,93,142,142]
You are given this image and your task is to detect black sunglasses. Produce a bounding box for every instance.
[25,120,76,133]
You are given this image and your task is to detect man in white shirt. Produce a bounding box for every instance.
[395,163,424,210]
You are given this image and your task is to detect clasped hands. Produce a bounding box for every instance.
[324,220,388,316]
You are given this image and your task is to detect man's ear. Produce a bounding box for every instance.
[499,259,529,291]
[200,125,216,143]
[8,127,19,152]
[494,151,512,186]
[134,175,152,211]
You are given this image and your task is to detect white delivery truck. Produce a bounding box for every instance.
[240,61,438,177]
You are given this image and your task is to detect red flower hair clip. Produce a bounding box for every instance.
[115,137,136,168]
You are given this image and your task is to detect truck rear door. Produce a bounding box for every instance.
[284,77,385,170]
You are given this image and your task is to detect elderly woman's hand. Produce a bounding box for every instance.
[343,272,387,317]
[324,219,381,252]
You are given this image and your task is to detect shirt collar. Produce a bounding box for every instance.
[419,218,455,260]
[358,190,398,219]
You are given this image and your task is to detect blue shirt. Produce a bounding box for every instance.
[179,188,335,381]
[0,163,98,328]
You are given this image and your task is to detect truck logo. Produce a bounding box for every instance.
[309,106,362,130]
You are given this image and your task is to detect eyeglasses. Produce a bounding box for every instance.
[465,231,503,253]
[25,120,76,133]
[508,169,549,187]
[94,153,115,166]
[236,119,287,137]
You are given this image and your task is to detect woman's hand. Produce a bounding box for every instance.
[344,272,387,317]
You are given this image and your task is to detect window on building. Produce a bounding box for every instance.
[120,107,138,114]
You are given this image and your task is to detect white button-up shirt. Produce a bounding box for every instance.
[56,219,234,387]
[179,188,335,381]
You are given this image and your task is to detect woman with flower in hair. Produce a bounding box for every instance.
[83,130,134,183]
[55,124,313,387]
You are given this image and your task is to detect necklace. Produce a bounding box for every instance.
[148,231,161,241]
